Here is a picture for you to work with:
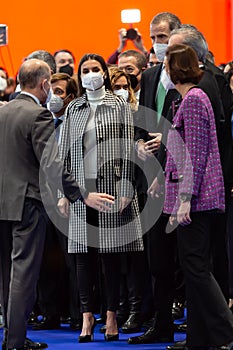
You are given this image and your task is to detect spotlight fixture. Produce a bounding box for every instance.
[121,9,141,40]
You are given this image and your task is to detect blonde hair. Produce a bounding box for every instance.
[108,66,137,111]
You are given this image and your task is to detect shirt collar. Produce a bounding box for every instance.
[53,114,64,121]
[20,91,41,105]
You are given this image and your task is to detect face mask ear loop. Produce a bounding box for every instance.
[63,93,71,102]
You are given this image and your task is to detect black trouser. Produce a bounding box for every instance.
[0,199,47,349]
[149,214,176,337]
[76,178,121,314]
[177,212,233,349]
[76,249,121,313]
[119,252,144,315]
[210,184,232,302]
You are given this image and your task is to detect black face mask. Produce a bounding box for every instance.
[128,73,139,90]
[59,64,74,76]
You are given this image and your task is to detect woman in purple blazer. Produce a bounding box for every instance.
[163,44,233,349]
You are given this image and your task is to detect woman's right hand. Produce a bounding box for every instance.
[84,193,115,212]
[57,197,70,217]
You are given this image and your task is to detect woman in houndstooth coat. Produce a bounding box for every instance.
[58,54,143,342]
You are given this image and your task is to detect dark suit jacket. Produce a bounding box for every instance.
[134,64,180,192]
[199,62,233,185]
[0,93,83,221]
[135,64,179,140]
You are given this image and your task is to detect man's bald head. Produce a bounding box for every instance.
[19,59,51,90]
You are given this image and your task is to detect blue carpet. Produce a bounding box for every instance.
[0,323,186,349]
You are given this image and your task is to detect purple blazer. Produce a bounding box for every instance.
[163,87,225,215]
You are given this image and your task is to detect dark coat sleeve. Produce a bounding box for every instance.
[32,109,86,203]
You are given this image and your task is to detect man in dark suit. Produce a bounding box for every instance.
[0,59,114,350]
[128,12,182,345]
[33,73,82,331]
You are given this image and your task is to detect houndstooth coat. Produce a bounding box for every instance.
[59,90,143,253]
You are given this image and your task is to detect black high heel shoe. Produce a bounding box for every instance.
[78,317,96,343]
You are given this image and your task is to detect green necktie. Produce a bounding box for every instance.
[155,81,166,123]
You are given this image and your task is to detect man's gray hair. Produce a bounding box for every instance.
[118,50,147,70]
[150,12,181,32]
[27,50,56,74]
[170,24,208,62]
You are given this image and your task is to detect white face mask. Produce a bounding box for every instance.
[161,68,175,90]
[0,76,7,92]
[153,43,168,62]
[81,72,104,91]
[48,94,70,113]
[114,89,129,101]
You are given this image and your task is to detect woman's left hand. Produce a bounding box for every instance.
[119,197,131,214]
[147,177,163,199]
[177,201,192,226]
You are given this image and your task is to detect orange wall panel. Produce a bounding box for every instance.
[0,0,232,76]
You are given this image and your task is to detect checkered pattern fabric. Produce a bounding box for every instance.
[59,90,143,253]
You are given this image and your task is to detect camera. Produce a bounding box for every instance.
[126,28,138,40]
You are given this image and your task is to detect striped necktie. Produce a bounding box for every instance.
[155,81,166,124]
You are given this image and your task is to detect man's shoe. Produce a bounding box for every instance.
[70,318,82,331]
[121,313,142,333]
[32,317,60,330]
[141,317,155,332]
[2,338,48,350]
[172,302,185,320]
[128,327,174,344]
[100,325,106,333]
[209,341,233,350]
[24,338,48,349]
[116,315,128,328]
[28,312,39,325]
[174,322,187,333]
[167,340,187,350]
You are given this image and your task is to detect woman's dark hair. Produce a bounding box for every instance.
[0,66,9,79]
[166,44,203,85]
[77,53,112,96]
[54,49,76,63]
